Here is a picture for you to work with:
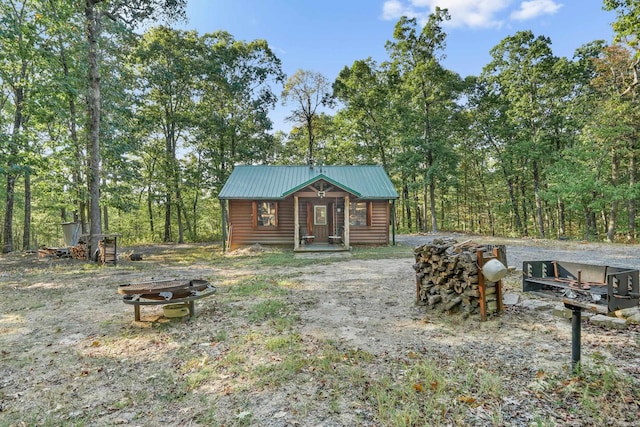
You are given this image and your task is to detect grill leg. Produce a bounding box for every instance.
[571,306,581,374]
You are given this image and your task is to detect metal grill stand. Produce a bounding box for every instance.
[565,303,582,374]
[523,260,639,374]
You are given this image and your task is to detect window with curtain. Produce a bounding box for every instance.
[254,201,278,227]
[314,205,327,225]
[349,201,370,226]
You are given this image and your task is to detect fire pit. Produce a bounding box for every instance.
[118,279,216,321]
[523,260,639,372]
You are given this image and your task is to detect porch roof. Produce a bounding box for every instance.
[218,165,398,200]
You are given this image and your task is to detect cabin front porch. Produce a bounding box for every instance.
[293,241,350,252]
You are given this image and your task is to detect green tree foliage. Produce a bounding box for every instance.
[194,31,284,189]
[0,1,638,247]
[332,58,399,168]
[480,31,571,238]
[82,0,186,252]
[0,0,43,252]
[281,69,332,165]
[127,28,284,242]
[128,26,199,243]
[385,11,463,233]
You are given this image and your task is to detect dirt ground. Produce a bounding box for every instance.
[1,234,640,426]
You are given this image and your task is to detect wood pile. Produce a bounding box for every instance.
[99,238,117,265]
[71,242,88,260]
[38,247,71,258]
[413,238,505,318]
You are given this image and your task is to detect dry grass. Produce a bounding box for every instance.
[0,242,639,426]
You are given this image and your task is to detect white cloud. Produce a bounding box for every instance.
[382,0,409,20]
[380,0,563,28]
[510,0,562,21]
[381,0,511,28]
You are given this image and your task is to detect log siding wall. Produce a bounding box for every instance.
[349,200,390,245]
[227,197,391,250]
[228,198,295,249]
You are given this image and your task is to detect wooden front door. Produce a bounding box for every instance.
[312,203,328,242]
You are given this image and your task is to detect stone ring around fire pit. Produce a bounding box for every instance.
[118,279,216,321]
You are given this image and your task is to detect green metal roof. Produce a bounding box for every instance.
[218,165,399,200]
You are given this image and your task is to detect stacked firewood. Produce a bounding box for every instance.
[99,238,117,265]
[38,247,71,258]
[413,238,504,317]
[71,242,88,260]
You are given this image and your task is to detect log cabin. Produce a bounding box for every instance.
[218,165,399,251]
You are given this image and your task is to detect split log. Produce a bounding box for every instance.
[428,295,442,306]
[444,296,463,311]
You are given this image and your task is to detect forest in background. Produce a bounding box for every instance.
[0,0,638,251]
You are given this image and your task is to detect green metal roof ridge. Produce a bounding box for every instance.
[281,173,362,198]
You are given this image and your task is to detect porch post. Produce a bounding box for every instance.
[220,199,228,252]
[294,195,300,250]
[344,195,350,248]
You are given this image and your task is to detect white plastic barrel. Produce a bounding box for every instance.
[482,258,508,282]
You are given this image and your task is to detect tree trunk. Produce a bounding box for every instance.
[403,183,412,231]
[164,196,171,242]
[476,165,495,236]
[3,81,25,253]
[629,151,637,241]
[59,31,86,236]
[520,177,528,237]
[85,1,103,256]
[176,193,184,244]
[103,205,109,232]
[307,114,314,165]
[22,171,31,250]
[429,180,438,233]
[590,200,599,239]
[163,152,173,242]
[584,207,592,240]
[533,160,545,239]
[505,177,521,235]
[606,149,620,242]
[558,199,566,238]
[3,174,16,253]
[147,186,155,237]
[422,186,428,233]
[414,183,422,232]
[192,190,199,241]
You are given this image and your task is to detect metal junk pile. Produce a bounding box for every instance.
[413,238,508,320]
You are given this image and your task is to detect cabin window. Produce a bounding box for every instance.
[314,205,327,225]
[349,201,372,227]
[253,201,278,227]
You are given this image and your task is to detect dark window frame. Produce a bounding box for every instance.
[349,201,372,227]
[252,201,278,228]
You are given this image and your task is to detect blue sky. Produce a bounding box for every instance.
[182,0,617,132]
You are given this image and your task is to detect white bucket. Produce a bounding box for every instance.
[482,258,508,282]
